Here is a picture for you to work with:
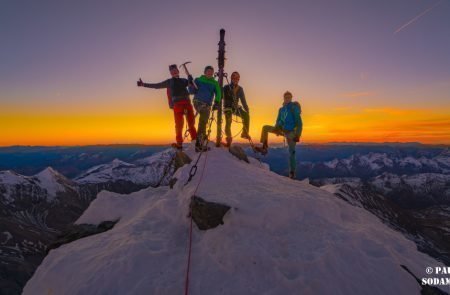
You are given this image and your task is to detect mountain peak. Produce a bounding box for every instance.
[36,166,59,177]
[0,169,27,185]
[110,158,132,166]
[23,145,445,294]
[34,167,70,199]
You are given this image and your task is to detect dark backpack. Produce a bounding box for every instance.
[289,101,302,118]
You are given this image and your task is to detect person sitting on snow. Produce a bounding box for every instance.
[255,91,303,179]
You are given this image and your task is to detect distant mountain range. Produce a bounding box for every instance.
[1,143,449,294]
[0,149,189,294]
[0,145,166,178]
[299,149,450,180]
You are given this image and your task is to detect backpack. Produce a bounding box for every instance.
[289,101,302,117]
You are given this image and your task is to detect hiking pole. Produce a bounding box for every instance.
[180,61,198,90]
[215,29,226,147]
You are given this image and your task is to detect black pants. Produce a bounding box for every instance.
[224,107,250,139]
[193,100,211,146]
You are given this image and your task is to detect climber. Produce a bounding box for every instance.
[189,65,222,152]
[254,91,303,179]
[223,71,250,147]
[137,64,197,150]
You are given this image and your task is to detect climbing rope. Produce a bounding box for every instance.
[183,108,216,295]
[185,110,215,185]
[157,110,195,186]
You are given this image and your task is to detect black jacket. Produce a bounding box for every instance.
[223,84,249,112]
[144,77,192,103]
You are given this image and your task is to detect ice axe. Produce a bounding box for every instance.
[180,61,198,90]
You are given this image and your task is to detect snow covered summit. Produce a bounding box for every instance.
[23,145,445,295]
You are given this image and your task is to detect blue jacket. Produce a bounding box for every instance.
[190,75,221,106]
[276,102,303,137]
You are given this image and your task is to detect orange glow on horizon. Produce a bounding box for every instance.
[1,104,449,146]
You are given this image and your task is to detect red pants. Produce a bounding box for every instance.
[174,100,197,144]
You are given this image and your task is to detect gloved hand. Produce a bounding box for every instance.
[137,78,144,87]
[293,136,300,142]
[212,103,220,111]
[188,75,193,83]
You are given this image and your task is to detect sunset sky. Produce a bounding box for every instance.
[1,0,449,146]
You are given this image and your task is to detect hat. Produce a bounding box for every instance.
[169,64,178,71]
[204,65,214,73]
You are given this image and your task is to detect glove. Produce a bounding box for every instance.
[293,136,300,142]
[137,78,144,87]
[188,75,193,83]
[212,103,220,111]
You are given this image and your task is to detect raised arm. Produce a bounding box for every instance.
[188,78,199,94]
[142,79,170,89]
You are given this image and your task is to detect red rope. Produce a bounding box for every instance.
[184,146,209,295]
[184,213,193,295]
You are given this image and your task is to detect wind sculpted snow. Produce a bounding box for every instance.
[23,144,447,295]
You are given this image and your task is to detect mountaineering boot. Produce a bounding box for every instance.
[289,171,296,179]
[241,132,250,140]
[171,142,183,150]
[225,137,232,147]
[195,144,210,153]
[254,142,268,155]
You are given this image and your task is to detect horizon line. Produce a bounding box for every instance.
[0,141,449,148]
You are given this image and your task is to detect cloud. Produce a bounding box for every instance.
[394,0,443,34]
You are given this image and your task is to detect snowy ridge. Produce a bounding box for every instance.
[319,152,450,176]
[24,145,445,295]
[74,149,177,187]
[0,167,75,203]
[371,172,450,197]
[0,170,29,186]
[34,167,67,201]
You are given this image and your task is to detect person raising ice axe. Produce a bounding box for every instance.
[255,91,303,179]
[137,63,197,150]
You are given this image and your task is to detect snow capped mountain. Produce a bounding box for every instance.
[0,148,191,294]
[0,167,88,294]
[319,181,450,268]
[0,167,77,204]
[74,149,190,193]
[24,146,447,294]
[74,159,136,184]
[299,152,450,180]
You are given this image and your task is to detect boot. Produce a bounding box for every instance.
[289,171,296,179]
[195,143,210,153]
[254,142,268,155]
[225,137,232,147]
[241,132,250,140]
[171,142,183,150]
